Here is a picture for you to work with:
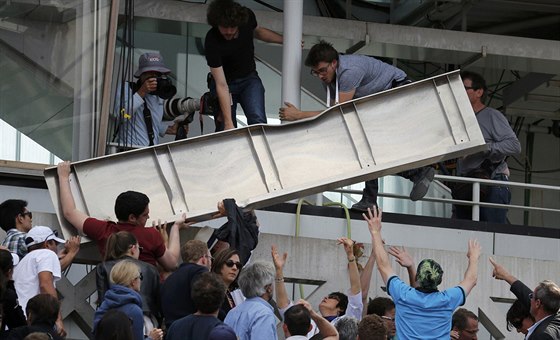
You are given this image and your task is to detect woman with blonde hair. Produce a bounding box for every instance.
[96,231,161,332]
[93,260,162,340]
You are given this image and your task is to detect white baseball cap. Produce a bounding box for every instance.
[25,226,65,247]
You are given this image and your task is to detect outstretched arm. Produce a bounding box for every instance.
[254,27,283,44]
[272,244,290,310]
[59,236,81,271]
[157,214,191,271]
[388,246,416,287]
[360,246,376,306]
[338,237,361,296]
[298,299,339,340]
[57,161,89,234]
[363,208,395,284]
[459,239,481,296]
[209,67,235,130]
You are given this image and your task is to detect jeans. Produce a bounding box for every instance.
[453,173,511,223]
[211,71,267,131]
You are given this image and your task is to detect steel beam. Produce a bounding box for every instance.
[44,71,486,238]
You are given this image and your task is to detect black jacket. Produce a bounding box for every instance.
[211,198,259,264]
[527,313,560,340]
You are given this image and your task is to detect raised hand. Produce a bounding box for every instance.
[388,246,414,268]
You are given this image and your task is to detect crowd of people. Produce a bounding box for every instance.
[0,0,542,338]
[1,185,559,339]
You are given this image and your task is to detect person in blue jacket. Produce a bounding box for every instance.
[93,260,163,340]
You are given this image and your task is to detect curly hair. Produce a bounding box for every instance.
[207,0,249,28]
[304,40,339,68]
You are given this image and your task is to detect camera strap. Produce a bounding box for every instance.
[143,102,155,146]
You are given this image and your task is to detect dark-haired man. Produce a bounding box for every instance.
[358,314,388,340]
[367,297,396,339]
[57,161,187,271]
[205,0,283,131]
[279,40,435,210]
[364,207,481,339]
[0,199,33,258]
[451,308,479,340]
[455,71,521,223]
[6,294,64,340]
[283,300,338,340]
[166,272,236,340]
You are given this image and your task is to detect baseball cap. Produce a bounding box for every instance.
[208,324,237,340]
[25,226,65,247]
[415,259,443,290]
[134,52,171,78]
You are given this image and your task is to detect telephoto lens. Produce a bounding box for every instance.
[163,98,201,123]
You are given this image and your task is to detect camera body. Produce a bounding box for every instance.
[151,75,177,99]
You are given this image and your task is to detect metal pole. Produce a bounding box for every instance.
[472,181,480,221]
[96,0,120,157]
[281,0,303,113]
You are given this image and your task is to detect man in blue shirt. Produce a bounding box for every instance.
[362,207,481,340]
[224,261,278,340]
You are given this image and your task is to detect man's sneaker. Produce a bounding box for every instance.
[409,167,436,201]
[351,196,378,212]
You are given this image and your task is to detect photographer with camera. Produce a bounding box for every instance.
[113,52,200,148]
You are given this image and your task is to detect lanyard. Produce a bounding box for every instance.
[325,71,339,108]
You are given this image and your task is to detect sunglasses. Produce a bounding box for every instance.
[136,272,144,281]
[381,315,395,322]
[225,260,243,269]
[21,211,33,219]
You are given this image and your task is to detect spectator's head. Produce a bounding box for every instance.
[335,316,359,340]
[191,272,226,314]
[237,261,275,299]
[211,248,242,288]
[0,199,32,233]
[415,259,443,291]
[208,324,237,340]
[104,231,140,261]
[452,308,479,340]
[460,71,488,104]
[367,297,396,337]
[24,226,65,253]
[23,333,51,340]
[305,40,339,84]
[506,299,534,335]
[181,240,211,268]
[283,304,311,337]
[26,294,59,326]
[114,191,150,225]
[358,314,388,340]
[95,309,134,340]
[0,249,16,278]
[207,0,249,41]
[134,52,171,79]
[319,291,349,317]
[110,260,142,292]
[531,280,560,320]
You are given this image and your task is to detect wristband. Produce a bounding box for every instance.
[348,257,356,263]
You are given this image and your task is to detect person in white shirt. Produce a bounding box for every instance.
[13,226,66,337]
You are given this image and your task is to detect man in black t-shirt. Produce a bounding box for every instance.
[205,0,283,131]
[165,272,237,340]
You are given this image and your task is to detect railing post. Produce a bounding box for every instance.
[472,181,480,221]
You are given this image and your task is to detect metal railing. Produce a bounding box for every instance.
[329,174,560,222]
